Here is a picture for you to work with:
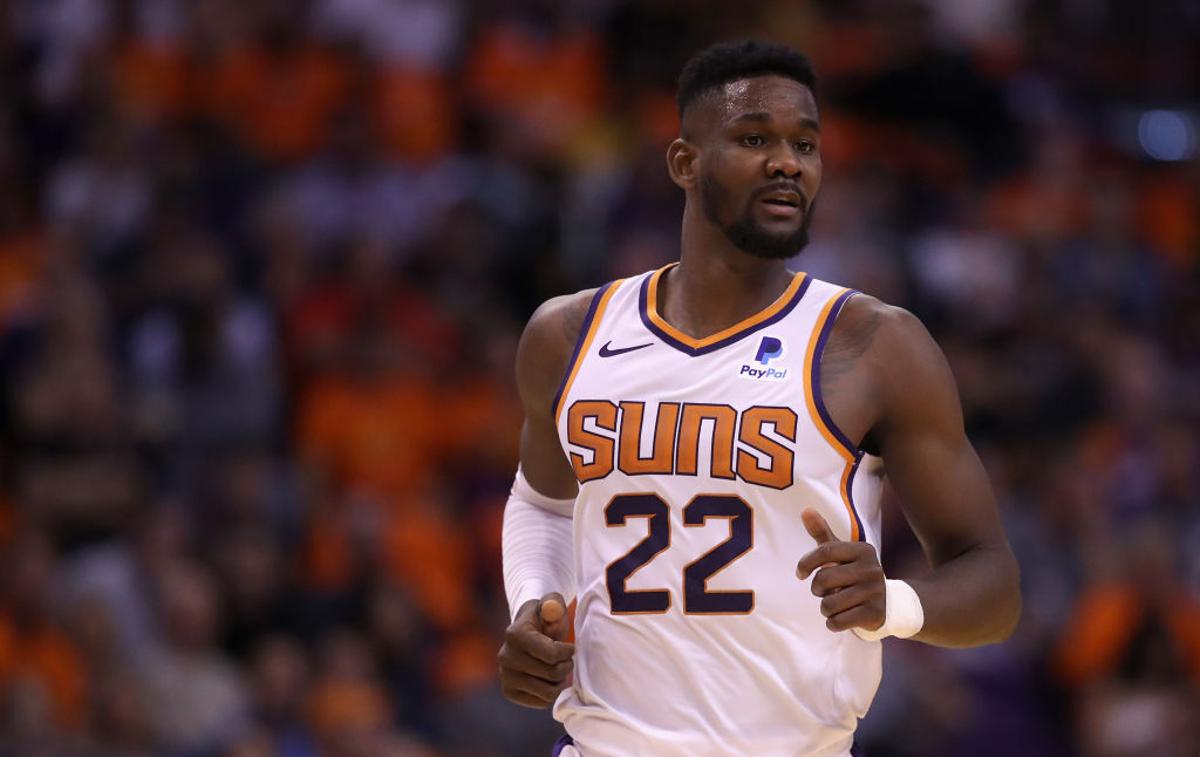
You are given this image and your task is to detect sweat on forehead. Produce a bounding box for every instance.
[681,76,818,137]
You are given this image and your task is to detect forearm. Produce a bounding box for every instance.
[907,541,1021,647]
[501,467,577,619]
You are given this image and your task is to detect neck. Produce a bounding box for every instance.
[662,202,796,339]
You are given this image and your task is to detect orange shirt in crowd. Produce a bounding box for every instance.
[464,24,606,151]
[111,39,191,124]
[1137,173,1198,266]
[0,229,44,336]
[285,285,463,375]
[306,678,391,737]
[380,494,473,631]
[440,379,521,471]
[986,171,1086,245]
[1053,581,1200,687]
[434,628,502,697]
[0,614,88,727]
[373,66,459,163]
[301,489,474,633]
[206,45,351,161]
[297,372,443,498]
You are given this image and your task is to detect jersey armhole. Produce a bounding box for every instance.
[551,279,623,424]
[804,288,868,542]
[803,288,863,461]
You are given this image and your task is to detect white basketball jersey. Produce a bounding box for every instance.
[551,264,887,756]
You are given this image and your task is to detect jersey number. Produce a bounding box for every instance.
[605,494,753,615]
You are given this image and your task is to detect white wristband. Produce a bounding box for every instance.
[852,579,924,642]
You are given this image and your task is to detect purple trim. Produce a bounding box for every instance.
[556,733,858,756]
[551,734,575,756]
[639,273,812,357]
[810,290,861,457]
[845,452,866,543]
[551,281,615,420]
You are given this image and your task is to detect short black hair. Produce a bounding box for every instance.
[677,40,817,118]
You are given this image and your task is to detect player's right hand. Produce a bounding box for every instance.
[498,593,575,709]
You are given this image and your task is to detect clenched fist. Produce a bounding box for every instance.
[498,593,575,708]
[796,509,886,633]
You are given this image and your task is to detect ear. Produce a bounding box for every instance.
[666,138,698,190]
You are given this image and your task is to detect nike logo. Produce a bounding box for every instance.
[598,340,652,358]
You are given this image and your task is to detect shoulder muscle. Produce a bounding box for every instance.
[821,293,885,388]
[516,288,598,422]
[861,300,964,440]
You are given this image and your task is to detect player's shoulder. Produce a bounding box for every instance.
[832,292,951,391]
[830,294,965,431]
[521,287,601,357]
[516,287,602,412]
[833,292,929,352]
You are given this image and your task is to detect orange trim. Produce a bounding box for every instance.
[555,279,623,425]
[803,288,857,463]
[645,264,808,349]
[804,287,860,541]
[838,462,861,543]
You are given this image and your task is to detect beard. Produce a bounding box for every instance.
[700,172,815,259]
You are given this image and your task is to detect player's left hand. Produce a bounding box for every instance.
[796,509,886,633]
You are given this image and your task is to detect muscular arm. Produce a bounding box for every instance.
[515,289,596,498]
[827,296,1021,647]
[496,290,594,709]
[503,288,595,609]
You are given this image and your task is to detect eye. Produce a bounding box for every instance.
[740,134,765,148]
[794,140,817,154]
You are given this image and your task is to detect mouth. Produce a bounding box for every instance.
[754,184,807,219]
[760,189,803,207]
[758,191,804,218]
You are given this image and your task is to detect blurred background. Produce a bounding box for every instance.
[0,0,1197,755]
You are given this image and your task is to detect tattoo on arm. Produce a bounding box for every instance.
[560,293,592,346]
[819,305,881,397]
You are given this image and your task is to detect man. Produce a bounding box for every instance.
[498,40,1021,756]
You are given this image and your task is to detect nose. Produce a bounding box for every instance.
[765,144,803,179]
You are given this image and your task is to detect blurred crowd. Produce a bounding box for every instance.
[0,0,1197,755]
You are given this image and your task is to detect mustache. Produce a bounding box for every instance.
[752,182,808,212]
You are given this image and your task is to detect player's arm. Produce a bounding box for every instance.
[514,292,591,501]
[862,299,1021,647]
[497,290,593,708]
[797,296,1020,647]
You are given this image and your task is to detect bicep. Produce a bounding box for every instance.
[872,310,1005,566]
[879,422,1002,566]
[514,294,591,500]
[520,415,578,499]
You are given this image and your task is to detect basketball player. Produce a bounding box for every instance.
[498,40,1021,756]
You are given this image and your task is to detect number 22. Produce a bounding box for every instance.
[605,493,754,615]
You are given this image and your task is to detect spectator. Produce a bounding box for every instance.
[139,560,250,753]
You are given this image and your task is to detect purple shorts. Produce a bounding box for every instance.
[551,735,867,755]
[551,734,574,756]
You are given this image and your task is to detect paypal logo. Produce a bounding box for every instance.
[755,336,783,365]
[741,336,787,380]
